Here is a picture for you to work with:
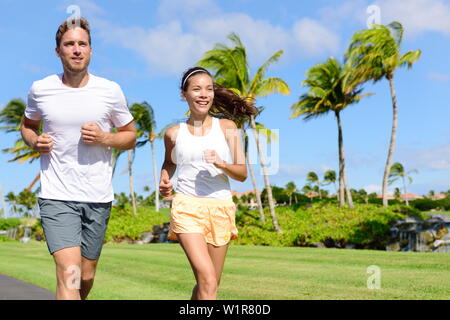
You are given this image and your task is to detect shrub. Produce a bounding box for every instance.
[0,218,22,230]
[0,235,18,242]
[104,205,169,242]
[234,203,424,249]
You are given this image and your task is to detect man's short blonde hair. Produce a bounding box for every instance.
[55,17,91,48]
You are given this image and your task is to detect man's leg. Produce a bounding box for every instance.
[79,201,111,300]
[80,257,99,300]
[53,246,82,300]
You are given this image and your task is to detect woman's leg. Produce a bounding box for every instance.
[207,243,229,287]
[176,233,218,300]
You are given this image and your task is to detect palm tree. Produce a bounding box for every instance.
[291,57,372,208]
[358,188,369,204]
[306,172,322,200]
[242,128,265,223]
[345,21,421,207]
[388,162,417,206]
[301,184,316,202]
[0,99,41,191]
[394,187,401,200]
[129,102,160,212]
[243,118,278,222]
[127,149,137,216]
[197,32,290,232]
[323,169,338,201]
[285,181,297,206]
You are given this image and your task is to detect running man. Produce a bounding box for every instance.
[21,18,136,300]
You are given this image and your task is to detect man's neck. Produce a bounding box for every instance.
[62,69,90,88]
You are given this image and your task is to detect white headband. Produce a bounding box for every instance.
[182,69,207,89]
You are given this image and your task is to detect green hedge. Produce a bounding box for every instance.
[410,198,450,211]
[234,203,426,249]
[104,205,169,242]
[0,218,22,230]
[0,235,18,242]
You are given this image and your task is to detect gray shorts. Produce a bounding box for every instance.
[38,198,112,260]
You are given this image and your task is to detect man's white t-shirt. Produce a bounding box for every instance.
[25,73,133,203]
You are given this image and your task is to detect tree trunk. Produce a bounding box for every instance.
[150,141,159,212]
[336,111,353,208]
[382,75,398,207]
[343,169,354,208]
[0,185,6,218]
[247,156,265,223]
[26,172,40,193]
[334,182,339,203]
[128,149,137,216]
[402,176,409,206]
[250,116,281,232]
[336,112,346,207]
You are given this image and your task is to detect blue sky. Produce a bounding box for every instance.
[1,0,450,202]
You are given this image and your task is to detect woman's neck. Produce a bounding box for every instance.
[187,114,212,127]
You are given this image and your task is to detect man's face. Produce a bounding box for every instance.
[56,27,92,73]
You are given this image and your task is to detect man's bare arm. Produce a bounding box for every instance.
[81,121,137,150]
[21,117,53,154]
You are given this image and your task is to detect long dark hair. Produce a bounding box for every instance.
[180,67,257,121]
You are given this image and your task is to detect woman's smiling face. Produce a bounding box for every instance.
[182,73,214,117]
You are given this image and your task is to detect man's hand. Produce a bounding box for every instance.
[81,122,106,146]
[33,133,53,155]
[159,177,173,197]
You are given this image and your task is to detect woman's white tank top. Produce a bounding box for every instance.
[174,117,232,200]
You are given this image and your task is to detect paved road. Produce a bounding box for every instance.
[0,274,54,300]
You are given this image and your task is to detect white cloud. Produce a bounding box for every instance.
[408,143,450,170]
[319,0,368,25]
[363,184,382,193]
[428,72,450,82]
[21,63,54,75]
[375,0,450,36]
[88,0,340,75]
[278,163,308,176]
[60,0,105,18]
[292,18,341,58]
[190,13,292,64]
[157,0,220,21]
[363,184,395,194]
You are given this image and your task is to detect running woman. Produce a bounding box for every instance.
[159,67,256,300]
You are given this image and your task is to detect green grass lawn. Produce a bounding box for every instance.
[0,241,448,300]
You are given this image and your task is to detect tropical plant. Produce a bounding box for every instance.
[127,149,137,216]
[345,21,421,207]
[291,57,372,208]
[285,182,297,206]
[197,32,290,232]
[306,172,322,200]
[0,99,41,191]
[129,102,160,212]
[388,162,417,206]
[4,189,37,217]
[323,169,341,202]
